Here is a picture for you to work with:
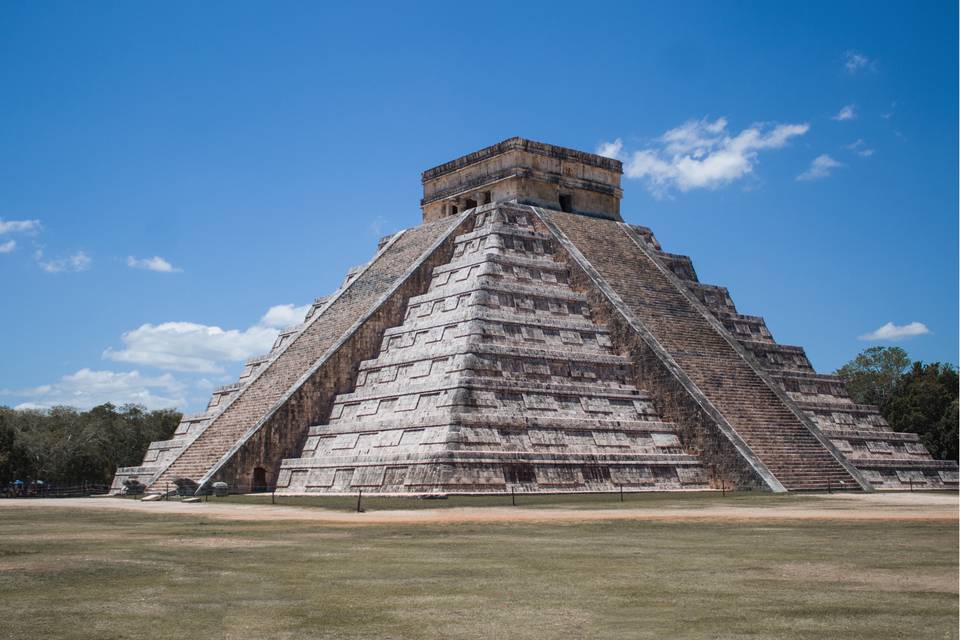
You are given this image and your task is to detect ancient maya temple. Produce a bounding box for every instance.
[112,138,958,496]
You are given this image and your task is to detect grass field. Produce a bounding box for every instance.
[1,497,957,639]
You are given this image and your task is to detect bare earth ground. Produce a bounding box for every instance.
[1,492,957,639]
[3,491,956,524]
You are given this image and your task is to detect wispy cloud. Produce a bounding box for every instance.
[881,102,896,120]
[35,249,91,273]
[831,104,857,121]
[596,139,624,160]
[859,321,931,341]
[846,139,875,157]
[102,302,311,373]
[0,218,41,234]
[368,216,392,237]
[0,218,40,255]
[796,154,843,181]
[127,255,182,273]
[3,368,186,411]
[844,50,872,74]
[259,303,312,329]
[597,117,809,197]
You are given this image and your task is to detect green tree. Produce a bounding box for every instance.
[0,403,181,485]
[884,362,958,461]
[835,346,911,407]
[836,347,958,461]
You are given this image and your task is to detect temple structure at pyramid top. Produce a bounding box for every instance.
[112,138,957,496]
[421,137,624,222]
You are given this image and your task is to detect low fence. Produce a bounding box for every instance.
[1,482,112,498]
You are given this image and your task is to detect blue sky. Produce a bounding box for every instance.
[1,1,956,411]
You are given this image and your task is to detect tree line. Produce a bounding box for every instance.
[0,404,181,486]
[835,347,957,461]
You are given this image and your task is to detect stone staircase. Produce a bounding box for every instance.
[539,209,862,491]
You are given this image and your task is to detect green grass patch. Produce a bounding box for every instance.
[0,506,956,639]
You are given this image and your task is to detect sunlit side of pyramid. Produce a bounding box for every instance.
[112,138,957,495]
[277,207,706,493]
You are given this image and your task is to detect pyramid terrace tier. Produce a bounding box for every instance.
[362,340,631,372]
[350,347,637,397]
[432,252,572,290]
[855,461,958,490]
[738,340,815,373]
[771,371,853,404]
[326,378,660,421]
[292,422,691,457]
[278,452,707,494]
[450,225,557,264]
[304,412,681,436]
[380,314,617,356]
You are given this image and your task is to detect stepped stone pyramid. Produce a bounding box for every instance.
[112,137,958,495]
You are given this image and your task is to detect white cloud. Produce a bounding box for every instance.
[0,218,41,234]
[259,303,311,329]
[368,216,391,237]
[127,255,182,273]
[0,218,40,255]
[832,104,857,121]
[103,322,278,373]
[35,249,91,273]
[4,368,186,411]
[102,303,311,373]
[846,139,875,157]
[844,50,871,73]
[599,117,809,197]
[796,154,844,181]
[859,321,931,341]
[596,138,624,159]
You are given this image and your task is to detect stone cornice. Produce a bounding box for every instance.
[422,137,622,182]
[421,166,623,206]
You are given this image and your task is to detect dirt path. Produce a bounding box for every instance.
[2,492,957,525]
